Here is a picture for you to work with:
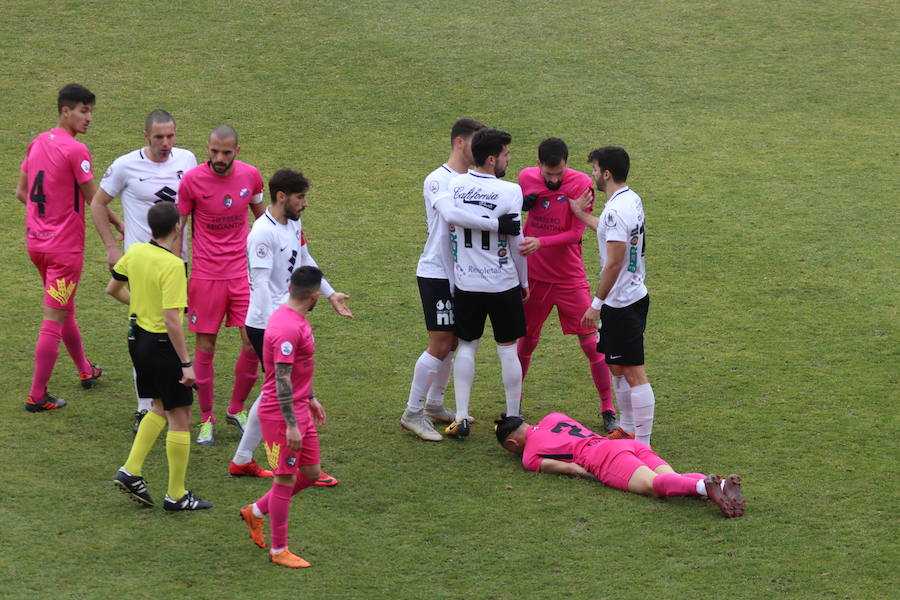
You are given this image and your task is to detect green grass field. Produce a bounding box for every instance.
[1,2,897,599]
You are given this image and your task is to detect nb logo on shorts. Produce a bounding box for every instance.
[435,299,454,326]
[265,441,281,470]
[46,278,76,306]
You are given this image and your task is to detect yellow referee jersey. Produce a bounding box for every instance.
[112,241,187,334]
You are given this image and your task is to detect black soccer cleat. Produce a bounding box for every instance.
[80,364,103,389]
[113,467,154,507]
[164,490,213,512]
[25,393,67,413]
[600,410,619,435]
[444,419,470,439]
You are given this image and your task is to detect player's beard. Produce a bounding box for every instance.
[209,159,234,174]
[495,165,507,178]
[544,179,562,190]
[285,205,302,221]
[308,296,318,312]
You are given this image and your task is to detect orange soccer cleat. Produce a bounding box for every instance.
[269,549,311,568]
[239,504,266,548]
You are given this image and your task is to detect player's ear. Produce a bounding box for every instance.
[234,145,241,157]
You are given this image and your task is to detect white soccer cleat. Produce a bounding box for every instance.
[400,409,443,442]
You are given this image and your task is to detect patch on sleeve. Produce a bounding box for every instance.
[81,160,91,174]
[604,210,618,229]
[428,179,439,194]
[255,243,269,259]
[280,341,293,356]
[102,167,112,179]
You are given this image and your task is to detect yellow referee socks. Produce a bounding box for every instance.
[166,430,191,500]
[123,411,167,476]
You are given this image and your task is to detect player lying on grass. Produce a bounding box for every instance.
[494,412,745,517]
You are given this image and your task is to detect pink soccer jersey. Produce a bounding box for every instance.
[518,167,594,284]
[257,304,316,422]
[522,412,604,472]
[177,160,263,279]
[21,128,94,253]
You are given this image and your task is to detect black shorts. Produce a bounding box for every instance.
[417,277,455,332]
[597,293,649,366]
[454,286,526,343]
[128,326,193,410]
[246,325,265,364]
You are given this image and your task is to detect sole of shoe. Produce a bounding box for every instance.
[704,474,738,518]
[113,480,154,507]
[723,474,745,517]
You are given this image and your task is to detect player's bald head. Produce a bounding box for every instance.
[209,125,238,145]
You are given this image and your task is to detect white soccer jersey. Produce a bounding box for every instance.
[448,171,527,293]
[596,186,648,308]
[416,164,462,279]
[245,208,334,329]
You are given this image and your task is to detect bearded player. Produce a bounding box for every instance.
[494,412,745,517]
[177,125,265,444]
[517,138,615,433]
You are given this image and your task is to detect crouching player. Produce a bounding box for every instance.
[107,202,211,511]
[494,412,745,517]
[239,266,327,568]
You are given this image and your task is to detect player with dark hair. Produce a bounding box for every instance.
[177,125,266,444]
[517,138,615,432]
[229,168,350,485]
[494,413,745,517]
[402,118,521,442]
[15,83,115,412]
[569,146,656,443]
[239,266,328,568]
[90,109,197,432]
[107,202,211,511]
[441,128,528,438]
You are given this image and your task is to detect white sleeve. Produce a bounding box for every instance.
[299,242,335,298]
[99,157,126,197]
[603,209,629,242]
[434,192,500,231]
[249,265,273,318]
[509,232,529,288]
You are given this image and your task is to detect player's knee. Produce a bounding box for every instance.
[300,464,321,482]
[518,334,539,355]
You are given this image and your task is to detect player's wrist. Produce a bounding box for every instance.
[591,297,604,310]
[180,361,193,368]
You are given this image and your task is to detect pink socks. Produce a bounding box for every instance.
[194,349,215,422]
[228,348,259,415]
[62,310,91,374]
[579,336,612,413]
[30,319,63,400]
[652,473,702,497]
[267,483,294,550]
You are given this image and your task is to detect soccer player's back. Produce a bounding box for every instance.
[16,83,102,412]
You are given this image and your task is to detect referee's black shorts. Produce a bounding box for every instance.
[128,325,193,410]
[454,285,526,344]
[597,293,650,366]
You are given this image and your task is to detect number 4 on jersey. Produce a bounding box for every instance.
[30,170,46,217]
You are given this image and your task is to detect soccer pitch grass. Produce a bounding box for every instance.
[0,1,897,598]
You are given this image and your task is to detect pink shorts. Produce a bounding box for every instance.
[578,439,668,492]
[523,279,594,337]
[260,415,320,475]
[29,250,83,311]
[187,277,249,333]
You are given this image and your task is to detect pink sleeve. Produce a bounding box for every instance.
[177,176,194,215]
[522,452,541,472]
[69,144,94,184]
[268,328,298,365]
[254,169,263,195]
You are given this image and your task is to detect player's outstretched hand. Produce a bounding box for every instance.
[522,193,539,211]
[519,236,541,256]
[180,365,196,388]
[497,213,521,236]
[309,397,327,426]
[580,306,600,330]
[329,292,353,318]
[568,188,592,215]
[106,246,124,270]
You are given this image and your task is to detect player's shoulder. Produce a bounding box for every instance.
[180,161,207,181]
[564,168,592,187]
[233,160,262,177]
[517,166,540,184]
[248,210,277,236]
[169,147,198,167]
[424,164,456,193]
[108,148,144,169]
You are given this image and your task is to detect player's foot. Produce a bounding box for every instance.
[132,409,148,435]
[196,418,214,445]
[80,364,103,389]
[423,404,455,424]
[314,472,339,487]
[704,474,737,518]
[269,548,311,568]
[25,393,67,413]
[605,427,635,440]
[229,459,274,478]
[163,490,213,511]
[226,410,248,433]
[113,467,154,507]
[239,504,266,548]
[600,410,619,434]
[723,474,745,517]
[400,409,442,442]
[444,418,470,438]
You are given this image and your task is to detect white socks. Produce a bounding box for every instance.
[612,375,633,433]
[630,383,655,445]
[232,393,263,465]
[496,344,521,417]
[452,339,480,421]
[425,351,454,408]
[407,351,442,411]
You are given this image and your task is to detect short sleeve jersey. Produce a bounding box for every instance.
[522,412,604,472]
[245,210,303,329]
[449,171,526,293]
[416,164,463,279]
[99,147,197,252]
[257,305,315,421]
[596,187,648,307]
[177,160,264,280]
[518,167,593,284]
[20,128,93,253]
[112,241,187,333]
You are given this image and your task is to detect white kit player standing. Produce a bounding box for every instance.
[228,168,351,484]
[90,109,197,432]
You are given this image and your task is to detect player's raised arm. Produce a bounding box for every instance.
[568,188,599,231]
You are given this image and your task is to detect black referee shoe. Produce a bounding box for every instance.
[164,491,213,512]
[113,467,154,507]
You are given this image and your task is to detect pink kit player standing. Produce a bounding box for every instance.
[239,266,327,568]
[16,84,115,412]
[495,412,745,518]
[517,138,615,432]
[177,125,265,444]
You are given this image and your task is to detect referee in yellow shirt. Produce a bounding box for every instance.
[107,201,211,511]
